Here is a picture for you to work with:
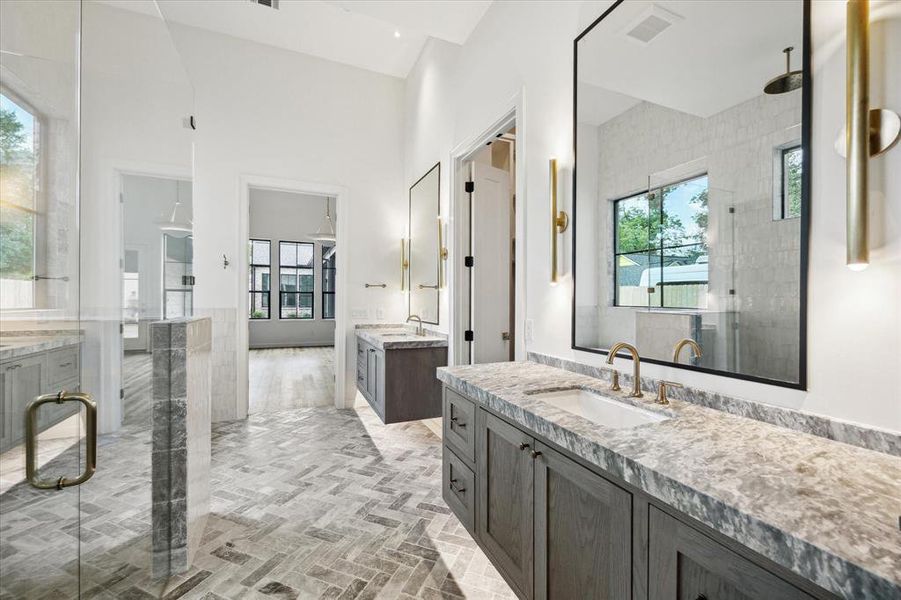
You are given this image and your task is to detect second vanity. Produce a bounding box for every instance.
[437,360,900,600]
[355,324,447,424]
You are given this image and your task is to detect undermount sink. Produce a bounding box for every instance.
[529,388,670,429]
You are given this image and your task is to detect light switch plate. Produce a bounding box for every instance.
[525,319,534,342]
[351,307,369,319]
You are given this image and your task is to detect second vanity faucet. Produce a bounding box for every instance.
[406,314,424,336]
[606,342,643,398]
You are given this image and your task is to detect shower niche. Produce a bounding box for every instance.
[572,0,810,388]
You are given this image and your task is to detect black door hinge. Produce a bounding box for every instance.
[464,256,474,268]
[119,323,124,334]
[464,330,474,342]
[120,388,125,399]
[465,181,474,193]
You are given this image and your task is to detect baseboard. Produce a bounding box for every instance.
[249,343,335,349]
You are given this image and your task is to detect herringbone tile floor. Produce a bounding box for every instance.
[1,353,515,600]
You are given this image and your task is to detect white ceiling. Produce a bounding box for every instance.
[577,0,803,120]
[150,0,493,79]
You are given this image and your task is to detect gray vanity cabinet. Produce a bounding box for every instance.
[355,335,446,424]
[648,507,816,600]
[477,410,535,599]
[533,442,631,600]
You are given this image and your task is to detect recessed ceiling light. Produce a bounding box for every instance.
[394,30,401,39]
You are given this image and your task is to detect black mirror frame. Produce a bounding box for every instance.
[408,161,442,326]
[570,0,811,390]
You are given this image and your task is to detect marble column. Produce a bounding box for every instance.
[151,317,212,579]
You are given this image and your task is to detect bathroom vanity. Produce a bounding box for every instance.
[355,325,447,424]
[438,361,900,600]
[0,336,81,453]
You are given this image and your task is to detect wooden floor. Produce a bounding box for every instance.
[249,346,336,413]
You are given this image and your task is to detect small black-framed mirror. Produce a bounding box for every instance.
[572,0,811,389]
[409,162,441,325]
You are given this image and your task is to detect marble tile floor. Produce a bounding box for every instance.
[1,397,514,599]
[249,347,336,413]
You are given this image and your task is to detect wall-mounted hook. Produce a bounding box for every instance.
[223,254,230,269]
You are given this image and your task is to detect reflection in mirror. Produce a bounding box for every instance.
[409,163,440,324]
[574,0,808,387]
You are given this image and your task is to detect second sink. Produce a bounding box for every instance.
[529,388,670,429]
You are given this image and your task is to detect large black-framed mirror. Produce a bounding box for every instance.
[572,0,811,389]
[409,162,441,324]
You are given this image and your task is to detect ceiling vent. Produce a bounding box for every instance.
[624,4,683,45]
[250,0,279,9]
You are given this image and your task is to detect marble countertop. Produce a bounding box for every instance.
[0,335,81,362]
[436,361,901,599]
[355,324,448,350]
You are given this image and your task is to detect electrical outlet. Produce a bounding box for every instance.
[351,307,369,319]
[376,307,385,320]
[525,319,534,342]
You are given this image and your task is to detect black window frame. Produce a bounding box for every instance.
[779,144,803,220]
[612,173,709,310]
[321,244,336,320]
[279,240,315,320]
[248,238,271,320]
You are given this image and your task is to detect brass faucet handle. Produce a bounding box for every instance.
[609,370,621,392]
[656,381,683,405]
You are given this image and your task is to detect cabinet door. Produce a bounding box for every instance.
[0,364,13,451]
[649,507,816,600]
[534,442,631,600]
[478,410,534,598]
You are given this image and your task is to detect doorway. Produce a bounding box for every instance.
[457,123,519,365]
[247,188,338,412]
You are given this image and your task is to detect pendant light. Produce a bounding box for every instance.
[157,179,192,233]
[309,196,336,243]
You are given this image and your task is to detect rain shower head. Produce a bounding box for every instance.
[764,47,803,95]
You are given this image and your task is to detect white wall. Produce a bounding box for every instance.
[169,23,407,420]
[403,1,901,432]
[248,188,336,348]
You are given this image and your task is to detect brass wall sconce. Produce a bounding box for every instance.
[400,238,410,290]
[550,158,569,284]
[437,217,448,289]
[843,0,900,271]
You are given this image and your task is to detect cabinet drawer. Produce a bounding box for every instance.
[47,347,78,386]
[443,446,476,534]
[443,387,475,463]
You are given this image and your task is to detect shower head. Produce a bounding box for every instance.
[764,47,803,95]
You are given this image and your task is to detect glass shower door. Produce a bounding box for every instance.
[0,1,85,598]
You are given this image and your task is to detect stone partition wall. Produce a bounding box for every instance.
[151,317,212,579]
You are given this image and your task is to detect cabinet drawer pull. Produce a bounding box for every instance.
[59,362,73,368]
[450,416,466,428]
[696,595,707,600]
[448,479,466,494]
[530,450,542,459]
[519,442,530,451]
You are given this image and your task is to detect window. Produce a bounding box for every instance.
[279,241,314,319]
[249,239,271,319]
[163,234,193,319]
[0,91,41,309]
[779,145,802,220]
[613,174,708,309]
[322,244,336,320]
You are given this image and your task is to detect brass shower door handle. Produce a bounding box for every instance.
[26,391,97,490]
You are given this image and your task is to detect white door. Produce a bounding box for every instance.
[470,162,512,364]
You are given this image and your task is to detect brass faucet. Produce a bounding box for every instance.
[673,338,702,364]
[606,342,643,398]
[406,314,424,336]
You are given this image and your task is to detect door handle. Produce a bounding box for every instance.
[26,391,97,490]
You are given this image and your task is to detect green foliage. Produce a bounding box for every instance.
[1,104,35,279]
[785,148,802,218]
[688,187,708,248]
[616,193,686,254]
